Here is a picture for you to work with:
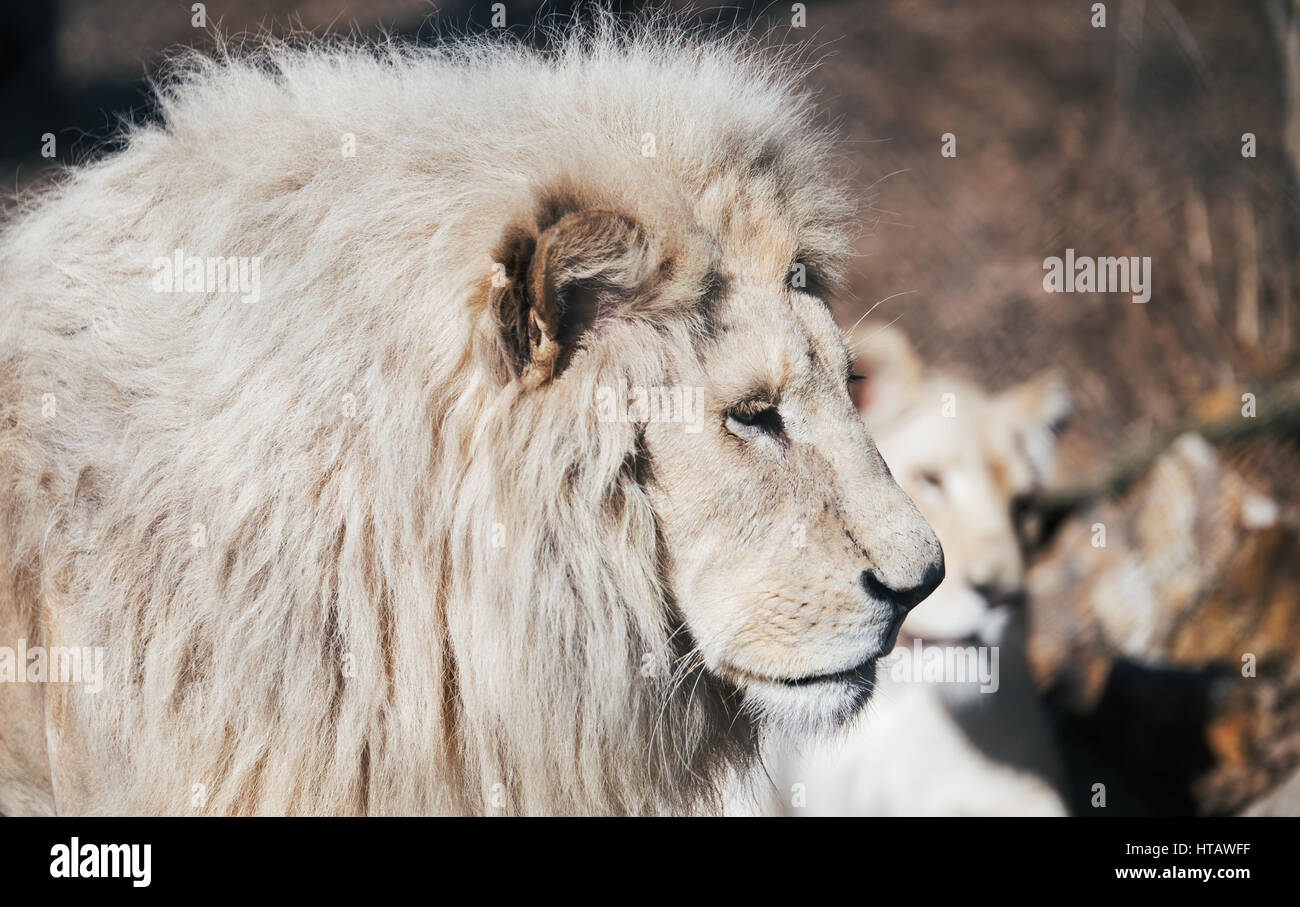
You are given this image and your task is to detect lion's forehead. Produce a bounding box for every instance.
[882,386,1043,498]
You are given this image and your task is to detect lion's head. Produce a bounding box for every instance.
[641,279,945,733]
[849,326,1070,646]
[478,149,943,748]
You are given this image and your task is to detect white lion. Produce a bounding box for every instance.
[0,21,943,815]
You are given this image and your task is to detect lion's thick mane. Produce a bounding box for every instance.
[0,17,849,815]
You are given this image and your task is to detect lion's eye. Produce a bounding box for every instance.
[1010,492,1033,521]
[1010,492,1045,551]
[919,470,944,491]
[725,403,786,446]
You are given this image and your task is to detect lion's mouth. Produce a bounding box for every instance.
[776,658,877,688]
[726,657,878,689]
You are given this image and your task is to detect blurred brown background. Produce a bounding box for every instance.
[3,0,1298,815]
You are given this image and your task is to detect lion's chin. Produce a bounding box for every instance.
[735,660,878,738]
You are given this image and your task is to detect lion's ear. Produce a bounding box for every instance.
[998,370,1071,479]
[492,210,652,384]
[848,323,923,427]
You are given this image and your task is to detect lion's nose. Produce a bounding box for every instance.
[860,558,945,614]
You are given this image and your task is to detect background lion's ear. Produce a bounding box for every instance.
[492,210,652,384]
[999,370,1072,480]
[848,323,924,427]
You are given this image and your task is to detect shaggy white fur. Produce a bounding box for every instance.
[0,15,942,816]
